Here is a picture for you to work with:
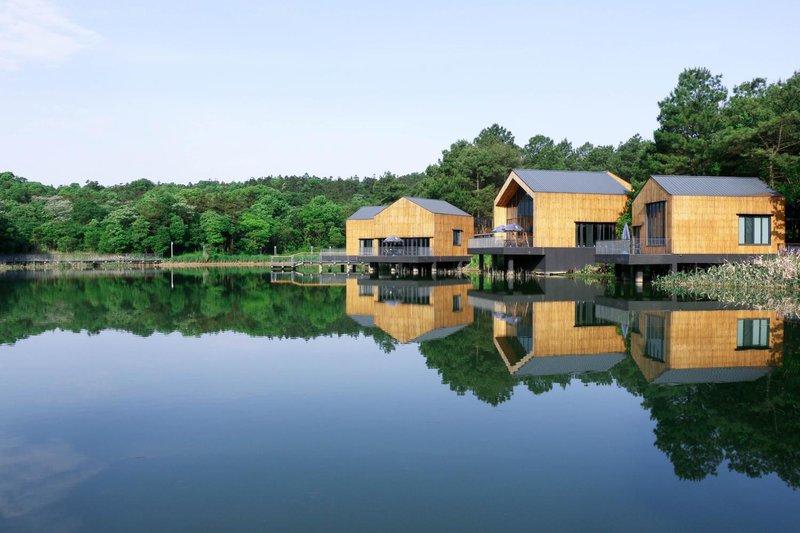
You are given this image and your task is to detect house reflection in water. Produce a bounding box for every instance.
[473,279,785,385]
[629,308,783,384]
[469,279,627,376]
[346,279,473,343]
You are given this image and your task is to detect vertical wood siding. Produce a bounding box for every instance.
[346,198,474,256]
[631,310,783,382]
[632,179,785,255]
[533,192,628,247]
[344,279,474,343]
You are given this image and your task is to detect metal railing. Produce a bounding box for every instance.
[319,248,348,262]
[358,246,432,257]
[595,238,671,255]
[467,234,533,249]
[595,239,632,255]
[643,238,672,254]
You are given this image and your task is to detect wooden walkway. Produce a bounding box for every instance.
[269,250,353,271]
[0,250,356,272]
[0,253,163,266]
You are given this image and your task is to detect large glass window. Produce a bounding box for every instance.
[644,315,665,362]
[574,301,612,326]
[359,239,374,256]
[378,285,431,305]
[575,223,616,247]
[507,188,534,234]
[737,319,769,349]
[512,315,533,354]
[646,201,666,246]
[739,216,771,245]
[358,284,374,296]
[379,237,431,256]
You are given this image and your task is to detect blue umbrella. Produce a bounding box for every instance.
[491,225,508,232]
[506,223,524,232]
[622,223,631,240]
[383,236,403,243]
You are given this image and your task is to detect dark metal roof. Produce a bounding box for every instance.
[512,169,630,195]
[347,205,387,220]
[515,353,626,376]
[404,197,471,216]
[651,366,773,385]
[410,324,468,343]
[348,314,375,328]
[651,175,780,197]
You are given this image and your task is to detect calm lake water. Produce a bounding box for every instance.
[0,269,798,532]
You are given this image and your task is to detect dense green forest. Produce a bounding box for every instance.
[1,67,798,255]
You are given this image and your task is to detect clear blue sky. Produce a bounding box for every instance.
[1,0,798,186]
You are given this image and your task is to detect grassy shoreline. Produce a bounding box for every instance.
[654,254,800,316]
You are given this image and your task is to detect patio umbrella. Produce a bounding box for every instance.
[621,223,631,240]
[506,223,524,232]
[383,236,403,243]
[491,225,508,232]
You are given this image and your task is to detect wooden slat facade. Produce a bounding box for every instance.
[630,309,783,382]
[345,198,474,257]
[493,171,630,248]
[493,301,626,374]
[345,279,474,344]
[632,179,785,255]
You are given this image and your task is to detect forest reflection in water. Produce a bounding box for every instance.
[0,267,798,522]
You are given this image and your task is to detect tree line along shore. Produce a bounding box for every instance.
[1,67,798,261]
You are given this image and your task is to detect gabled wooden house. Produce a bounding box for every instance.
[346,197,473,270]
[345,279,473,344]
[469,169,631,272]
[597,175,786,273]
[631,175,784,256]
[490,300,626,376]
[631,309,783,384]
[468,283,626,376]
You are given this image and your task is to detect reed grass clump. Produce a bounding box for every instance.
[655,254,800,317]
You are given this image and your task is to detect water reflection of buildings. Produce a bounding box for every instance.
[472,280,785,384]
[346,279,474,343]
[627,308,783,384]
[470,279,627,376]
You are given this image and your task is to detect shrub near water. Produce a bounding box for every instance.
[655,254,800,317]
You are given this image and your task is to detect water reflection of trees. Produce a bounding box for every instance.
[2,272,799,489]
[0,270,372,346]
[419,310,800,489]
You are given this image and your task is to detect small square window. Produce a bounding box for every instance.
[739,216,771,245]
[737,319,770,349]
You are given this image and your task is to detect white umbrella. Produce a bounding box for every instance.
[622,223,631,240]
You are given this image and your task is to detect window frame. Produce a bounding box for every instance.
[736,318,770,350]
[738,215,771,246]
[575,222,616,248]
[646,201,666,246]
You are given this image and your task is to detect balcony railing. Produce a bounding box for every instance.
[468,234,533,249]
[359,247,432,257]
[595,239,633,255]
[596,238,672,255]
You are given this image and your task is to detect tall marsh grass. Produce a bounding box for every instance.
[655,254,800,317]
